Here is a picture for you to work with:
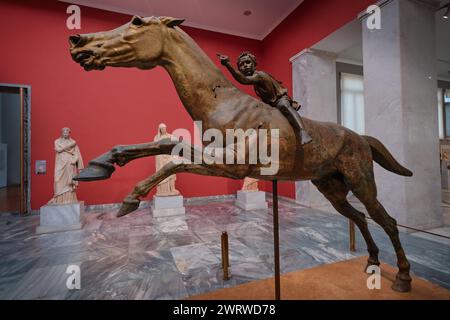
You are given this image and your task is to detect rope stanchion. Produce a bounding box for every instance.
[349,220,356,252]
[221,231,230,280]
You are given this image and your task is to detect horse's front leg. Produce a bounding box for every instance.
[117,161,245,217]
[75,139,199,181]
[118,161,204,217]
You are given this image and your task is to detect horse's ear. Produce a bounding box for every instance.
[161,16,185,28]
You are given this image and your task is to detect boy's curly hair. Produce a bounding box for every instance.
[237,51,257,68]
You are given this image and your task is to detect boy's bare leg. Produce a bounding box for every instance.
[276,97,312,145]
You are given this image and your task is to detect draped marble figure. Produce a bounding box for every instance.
[48,127,84,204]
[154,123,180,196]
[242,177,259,191]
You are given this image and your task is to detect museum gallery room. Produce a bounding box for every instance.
[0,0,450,302]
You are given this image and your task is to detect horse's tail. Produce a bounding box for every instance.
[362,135,413,177]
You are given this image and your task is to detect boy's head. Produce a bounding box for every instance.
[237,51,257,76]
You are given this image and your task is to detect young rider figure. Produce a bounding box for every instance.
[217,51,312,145]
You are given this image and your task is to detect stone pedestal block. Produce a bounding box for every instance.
[235,191,268,211]
[151,195,185,218]
[37,202,84,234]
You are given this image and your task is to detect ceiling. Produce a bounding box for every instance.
[312,10,450,81]
[59,0,304,40]
[312,19,363,65]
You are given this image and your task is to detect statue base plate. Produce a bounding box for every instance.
[151,195,185,218]
[36,201,84,234]
[235,191,268,211]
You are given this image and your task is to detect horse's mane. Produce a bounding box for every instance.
[171,26,233,87]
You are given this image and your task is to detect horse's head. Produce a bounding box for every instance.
[69,16,184,71]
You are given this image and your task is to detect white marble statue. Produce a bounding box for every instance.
[48,127,84,204]
[236,176,267,210]
[242,177,259,191]
[154,123,180,196]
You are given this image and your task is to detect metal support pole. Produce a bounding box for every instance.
[272,180,281,300]
[349,220,356,252]
[221,231,230,280]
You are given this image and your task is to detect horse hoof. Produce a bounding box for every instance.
[117,199,140,217]
[391,274,412,293]
[74,164,114,181]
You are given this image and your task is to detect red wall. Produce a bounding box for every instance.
[0,0,374,209]
[258,0,375,198]
[0,0,262,209]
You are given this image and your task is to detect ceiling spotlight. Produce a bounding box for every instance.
[438,3,450,19]
[243,10,252,16]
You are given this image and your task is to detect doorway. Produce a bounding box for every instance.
[0,84,31,214]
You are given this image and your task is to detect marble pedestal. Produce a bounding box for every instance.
[235,191,268,211]
[151,195,185,218]
[37,201,84,234]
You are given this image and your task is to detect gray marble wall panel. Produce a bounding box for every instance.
[362,0,443,229]
[291,49,338,207]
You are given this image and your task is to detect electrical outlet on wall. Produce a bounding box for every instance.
[35,160,46,175]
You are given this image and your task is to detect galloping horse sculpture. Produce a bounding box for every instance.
[69,16,412,292]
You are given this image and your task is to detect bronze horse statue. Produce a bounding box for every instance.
[69,16,413,292]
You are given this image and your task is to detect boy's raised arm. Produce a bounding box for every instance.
[217,53,260,85]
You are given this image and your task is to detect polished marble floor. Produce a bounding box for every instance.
[0,197,449,299]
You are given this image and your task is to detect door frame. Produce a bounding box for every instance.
[439,80,450,138]
[0,83,31,214]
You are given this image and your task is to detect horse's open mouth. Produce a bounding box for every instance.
[73,51,91,62]
[73,51,104,71]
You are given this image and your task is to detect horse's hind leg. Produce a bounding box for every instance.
[312,175,380,269]
[357,190,411,292]
[338,158,412,292]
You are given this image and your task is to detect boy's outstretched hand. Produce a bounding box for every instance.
[217,53,230,66]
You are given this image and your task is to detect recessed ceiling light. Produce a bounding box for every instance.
[243,10,252,16]
[443,5,449,19]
